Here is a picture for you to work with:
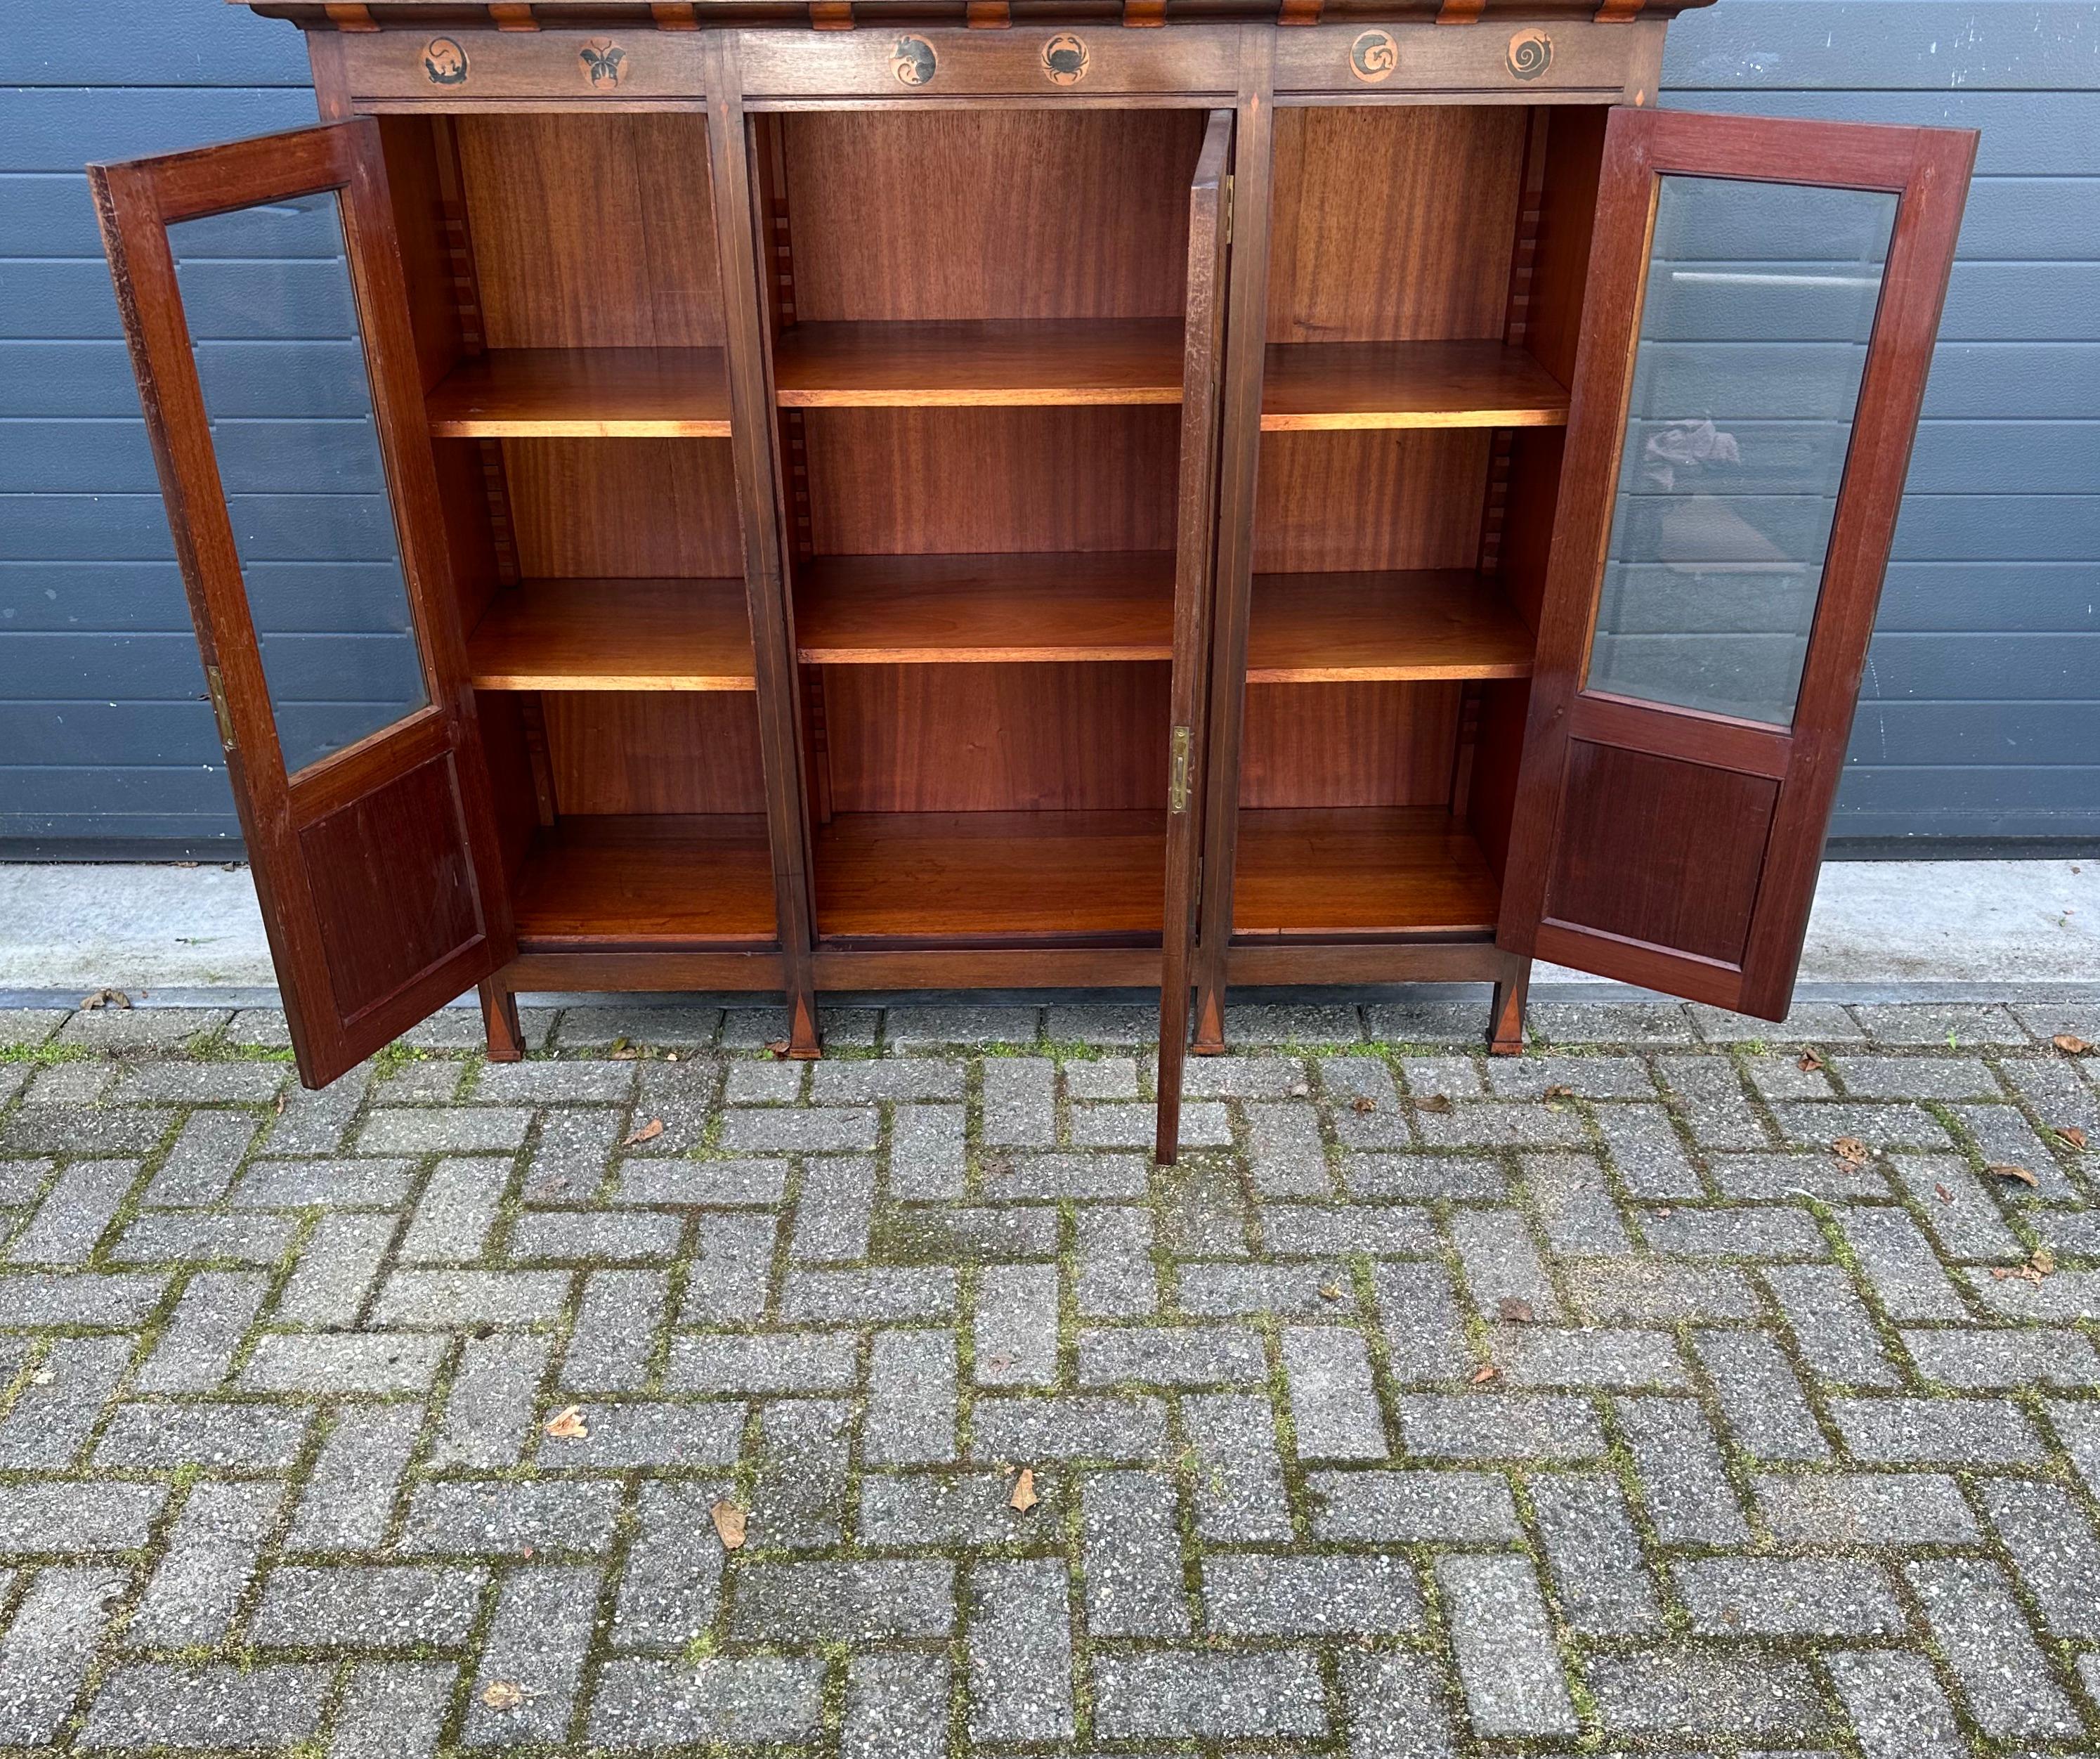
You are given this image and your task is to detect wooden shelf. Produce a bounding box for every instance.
[467,578,755,692]
[1261,341,1569,431]
[515,815,776,945]
[1234,808,1500,937]
[774,320,1185,409]
[1248,570,1534,682]
[426,348,731,438]
[815,811,1166,940]
[797,553,1174,665]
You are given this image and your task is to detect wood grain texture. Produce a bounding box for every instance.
[503,437,742,578]
[515,813,777,942]
[795,552,1173,663]
[542,692,767,814]
[781,109,1204,321]
[814,810,1166,940]
[1232,806,1500,935]
[822,661,1170,814]
[467,577,755,689]
[427,347,731,436]
[1255,429,1492,573]
[774,320,1185,408]
[801,408,1178,556]
[1267,104,1527,343]
[1247,571,1535,682]
[457,113,724,349]
[1261,340,1567,430]
[1239,680,1460,807]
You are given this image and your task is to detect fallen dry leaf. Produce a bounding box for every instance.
[1653,1205,1673,1219]
[1319,1282,1345,1302]
[79,987,130,1011]
[1350,1095,1376,1115]
[1832,1136,1872,1167]
[1417,1094,1454,1115]
[2057,1126,2089,1150]
[1797,1052,1825,1072]
[1934,1182,1955,1204]
[620,1117,665,1148]
[479,1682,524,1712]
[710,1500,748,1550]
[1544,1084,1576,1101]
[764,1039,791,1060]
[1009,1468,1039,1514]
[2054,1034,2092,1056]
[544,1405,589,1440]
[1985,1163,2040,1188]
[1470,1363,1500,1385]
[1496,1297,1537,1325]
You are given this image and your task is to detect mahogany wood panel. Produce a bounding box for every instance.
[737,28,1239,99]
[472,688,542,881]
[514,813,777,942]
[1239,680,1460,807]
[468,578,756,690]
[1466,675,1530,883]
[1247,571,1534,682]
[508,949,788,991]
[456,113,723,348]
[1267,104,1525,343]
[1525,104,1605,390]
[773,320,1185,408]
[333,28,712,103]
[1543,741,1775,966]
[801,408,1178,555]
[301,751,484,1019]
[1261,340,1567,430]
[542,692,768,814]
[823,661,1170,813]
[376,115,467,396]
[814,810,1166,940]
[1254,429,1492,573]
[779,109,1202,320]
[427,347,731,436]
[795,552,1173,663]
[1232,807,1500,936]
[1269,20,1664,95]
[502,437,743,578]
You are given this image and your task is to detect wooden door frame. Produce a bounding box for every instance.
[91,120,516,1084]
[1497,107,1975,1018]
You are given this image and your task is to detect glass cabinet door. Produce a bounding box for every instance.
[1502,108,1974,1017]
[93,120,514,1084]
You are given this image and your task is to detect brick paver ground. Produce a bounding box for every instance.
[1,993,2098,1754]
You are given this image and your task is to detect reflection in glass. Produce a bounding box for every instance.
[169,193,427,774]
[1584,174,1897,727]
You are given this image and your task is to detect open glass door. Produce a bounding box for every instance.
[92,121,514,1086]
[1500,108,1974,1018]
[1156,110,1234,1164]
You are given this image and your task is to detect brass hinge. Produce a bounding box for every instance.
[1222,175,1234,247]
[204,665,235,752]
[1168,724,1192,813]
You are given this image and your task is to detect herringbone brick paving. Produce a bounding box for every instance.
[0,994,2097,1754]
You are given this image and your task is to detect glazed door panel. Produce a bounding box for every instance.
[1156,108,1234,1164]
[93,120,514,1086]
[1500,106,1972,1018]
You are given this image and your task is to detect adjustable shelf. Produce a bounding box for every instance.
[1248,571,1536,682]
[795,553,1174,665]
[1234,807,1501,937]
[1261,341,1569,431]
[467,578,755,692]
[772,320,1185,408]
[814,810,1167,940]
[426,348,732,438]
[514,814,777,945]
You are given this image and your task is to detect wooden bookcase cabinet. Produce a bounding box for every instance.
[93,5,1974,1162]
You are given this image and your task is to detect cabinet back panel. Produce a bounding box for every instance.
[823,662,1168,813]
[1267,106,1527,344]
[803,408,1178,556]
[503,439,742,578]
[1255,431,1491,574]
[544,693,767,816]
[457,115,723,349]
[1240,681,1459,808]
[783,110,1204,323]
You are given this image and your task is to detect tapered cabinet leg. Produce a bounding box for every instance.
[782,986,823,1061]
[1192,978,1227,1056]
[479,976,525,1063]
[1489,959,1531,1056]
